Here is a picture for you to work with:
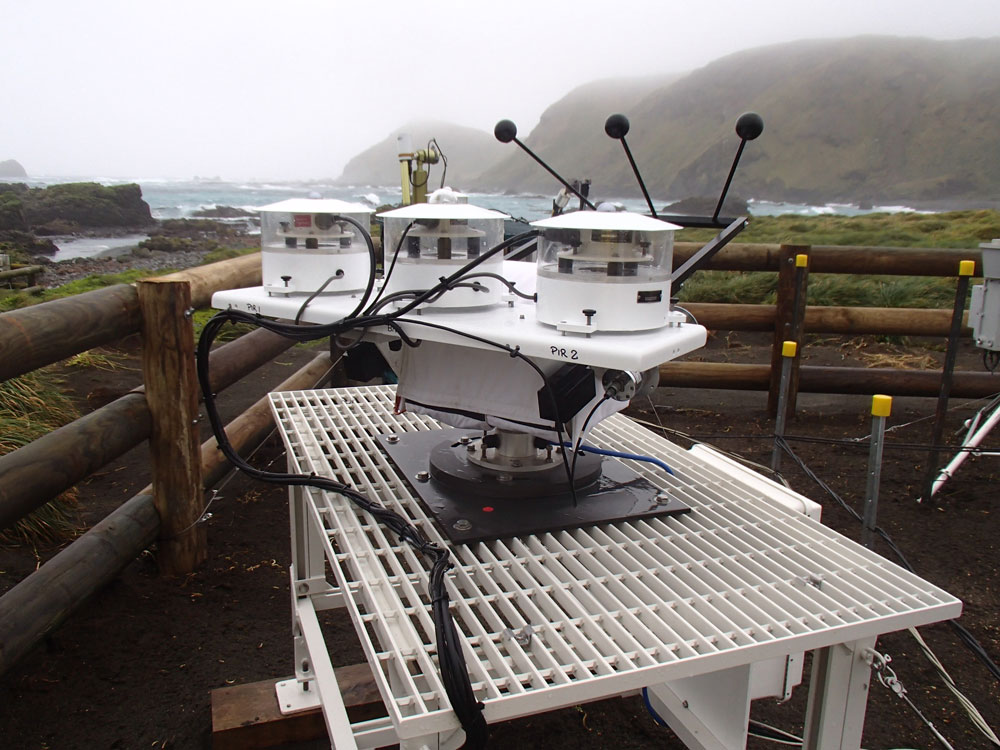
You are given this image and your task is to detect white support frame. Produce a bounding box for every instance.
[268,386,962,750]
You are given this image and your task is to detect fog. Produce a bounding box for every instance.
[2,0,998,180]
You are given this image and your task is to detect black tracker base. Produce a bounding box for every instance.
[377,428,691,544]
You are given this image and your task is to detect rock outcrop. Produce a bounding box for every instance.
[0,159,27,178]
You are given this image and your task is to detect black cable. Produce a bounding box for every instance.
[776,436,1000,685]
[294,272,342,325]
[456,272,536,301]
[570,395,611,503]
[364,221,414,314]
[197,224,510,748]
[430,138,447,189]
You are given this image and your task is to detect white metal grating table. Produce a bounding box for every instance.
[269,385,961,750]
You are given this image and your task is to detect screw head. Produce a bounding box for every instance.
[453,519,472,532]
[386,434,399,444]
[415,470,430,482]
[459,435,471,445]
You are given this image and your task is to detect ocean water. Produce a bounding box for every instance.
[7,176,920,260]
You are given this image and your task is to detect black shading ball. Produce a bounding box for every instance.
[494,119,518,143]
[604,113,630,139]
[735,112,764,140]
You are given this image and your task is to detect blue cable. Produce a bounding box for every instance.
[558,442,676,476]
[641,687,668,727]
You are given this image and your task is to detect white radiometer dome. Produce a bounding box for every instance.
[531,209,680,232]
[378,202,509,221]
[257,198,374,214]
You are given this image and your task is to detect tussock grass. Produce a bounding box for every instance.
[0,370,82,545]
[0,268,176,313]
[677,271,960,308]
[676,209,1000,248]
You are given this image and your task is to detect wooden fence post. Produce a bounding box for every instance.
[768,245,810,417]
[138,278,206,574]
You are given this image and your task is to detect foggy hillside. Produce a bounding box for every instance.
[470,36,1000,205]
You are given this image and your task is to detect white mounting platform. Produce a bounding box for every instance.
[212,261,706,371]
[270,386,961,750]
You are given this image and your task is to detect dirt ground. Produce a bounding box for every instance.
[1,330,998,750]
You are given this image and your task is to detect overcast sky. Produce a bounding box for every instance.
[2,0,998,180]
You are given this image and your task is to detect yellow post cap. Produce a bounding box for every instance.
[871,394,892,418]
[795,254,809,268]
[781,340,798,358]
[958,260,975,277]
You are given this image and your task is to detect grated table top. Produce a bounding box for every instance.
[269,386,961,738]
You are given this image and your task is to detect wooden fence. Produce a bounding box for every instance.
[0,253,337,673]
[0,241,992,675]
[662,242,993,414]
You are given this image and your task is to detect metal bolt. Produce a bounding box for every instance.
[386,434,400,444]
[415,470,430,482]
[497,473,513,483]
[510,459,522,468]
[466,443,476,453]
[655,492,671,506]
[582,308,597,326]
[183,307,195,319]
[282,275,292,287]
[459,435,471,445]
[453,519,472,532]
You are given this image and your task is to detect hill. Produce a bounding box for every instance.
[472,36,1000,206]
[0,159,27,178]
[472,74,680,195]
[335,121,507,190]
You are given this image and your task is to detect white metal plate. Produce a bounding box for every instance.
[269,386,962,741]
[212,261,706,371]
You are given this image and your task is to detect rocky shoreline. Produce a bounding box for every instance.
[37,245,226,287]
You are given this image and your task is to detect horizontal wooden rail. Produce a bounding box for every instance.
[0,253,264,383]
[0,284,140,382]
[0,265,44,281]
[674,243,983,277]
[0,326,298,531]
[683,302,970,337]
[658,361,999,398]
[0,351,332,675]
[159,252,261,308]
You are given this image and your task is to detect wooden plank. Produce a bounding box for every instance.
[768,245,809,417]
[160,252,262,308]
[0,353,335,676]
[682,302,968,337]
[0,284,140,381]
[0,264,43,280]
[138,278,206,575]
[210,665,385,750]
[0,392,151,530]
[674,242,983,276]
[0,492,160,675]
[658,361,1000,398]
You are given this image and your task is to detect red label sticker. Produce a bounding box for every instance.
[293,214,312,228]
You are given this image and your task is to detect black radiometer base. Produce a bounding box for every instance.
[377,428,690,544]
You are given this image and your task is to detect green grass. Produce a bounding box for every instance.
[0,268,177,312]
[0,370,82,545]
[675,209,1000,248]
[677,271,961,308]
[672,210,994,307]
